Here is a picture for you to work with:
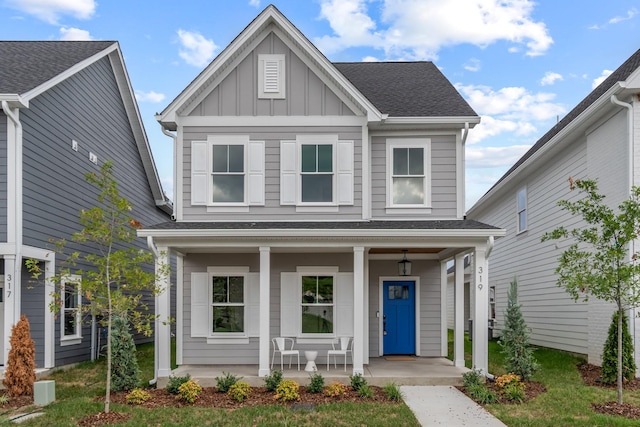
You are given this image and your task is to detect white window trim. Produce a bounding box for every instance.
[298,135,338,208]
[258,54,286,99]
[208,135,249,208]
[206,266,250,344]
[517,186,528,234]
[60,274,82,346]
[385,138,432,214]
[297,266,338,339]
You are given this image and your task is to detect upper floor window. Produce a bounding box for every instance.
[61,274,82,345]
[517,187,527,233]
[191,135,265,211]
[386,138,431,212]
[281,135,353,211]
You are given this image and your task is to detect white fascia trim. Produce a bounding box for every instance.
[0,95,28,108]
[21,43,118,102]
[382,116,480,126]
[177,115,366,127]
[468,83,624,214]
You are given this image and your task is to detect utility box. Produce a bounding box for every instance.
[34,380,55,406]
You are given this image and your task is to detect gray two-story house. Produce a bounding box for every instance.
[141,5,504,380]
[0,41,172,369]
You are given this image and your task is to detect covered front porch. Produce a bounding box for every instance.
[164,356,469,387]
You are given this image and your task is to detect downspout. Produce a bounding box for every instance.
[461,122,470,145]
[147,236,160,385]
[161,125,177,220]
[611,94,636,368]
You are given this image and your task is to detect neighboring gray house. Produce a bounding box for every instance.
[468,49,640,370]
[0,41,172,369]
[141,5,504,381]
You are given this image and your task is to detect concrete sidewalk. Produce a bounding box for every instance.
[401,386,507,426]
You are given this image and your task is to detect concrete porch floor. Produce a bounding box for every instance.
[165,357,469,388]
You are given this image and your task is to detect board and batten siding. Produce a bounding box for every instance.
[0,112,7,242]
[370,134,458,219]
[471,112,630,361]
[188,33,356,118]
[181,252,354,365]
[19,56,171,367]
[181,126,362,221]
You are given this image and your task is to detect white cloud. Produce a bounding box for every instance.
[135,90,166,103]
[592,69,613,89]
[59,26,92,40]
[608,8,638,24]
[6,0,96,24]
[466,145,532,168]
[177,29,217,67]
[248,0,261,7]
[464,58,481,72]
[540,71,563,86]
[315,0,553,59]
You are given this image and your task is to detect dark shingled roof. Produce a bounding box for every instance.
[146,219,499,231]
[333,62,477,117]
[0,41,115,94]
[485,48,640,194]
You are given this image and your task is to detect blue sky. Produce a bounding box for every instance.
[1,0,638,208]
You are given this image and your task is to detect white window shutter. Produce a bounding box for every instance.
[247,141,265,205]
[191,141,208,205]
[336,273,354,337]
[280,272,299,337]
[280,141,297,205]
[337,141,354,205]
[191,272,209,338]
[246,273,260,336]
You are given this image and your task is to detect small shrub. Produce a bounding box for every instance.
[467,383,497,404]
[323,381,347,397]
[178,379,202,403]
[275,379,300,402]
[111,315,140,392]
[3,315,36,397]
[383,382,403,401]
[216,372,240,393]
[228,381,251,402]
[462,368,484,388]
[495,373,521,389]
[126,388,151,405]
[358,383,374,399]
[264,370,283,391]
[502,381,526,403]
[166,374,191,395]
[602,310,636,384]
[0,395,10,404]
[349,373,367,392]
[307,373,325,393]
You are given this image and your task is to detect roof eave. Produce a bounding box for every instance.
[379,116,480,127]
[0,94,28,108]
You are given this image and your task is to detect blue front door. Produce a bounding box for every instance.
[383,281,415,355]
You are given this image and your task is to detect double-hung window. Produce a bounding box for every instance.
[517,187,527,233]
[387,138,431,212]
[191,135,265,211]
[61,274,81,345]
[301,144,333,203]
[212,275,244,334]
[301,275,334,334]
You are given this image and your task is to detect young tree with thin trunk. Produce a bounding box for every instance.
[27,160,169,414]
[542,177,640,405]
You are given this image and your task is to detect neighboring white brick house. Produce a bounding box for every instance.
[467,48,640,369]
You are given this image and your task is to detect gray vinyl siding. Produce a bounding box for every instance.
[471,110,630,364]
[0,113,6,242]
[19,56,171,367]
[189,33,356,118]
[182,126,363,221]
[370,134,458,218]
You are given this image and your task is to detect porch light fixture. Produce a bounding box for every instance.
[398,250,412,276]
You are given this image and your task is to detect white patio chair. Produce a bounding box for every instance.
[327,336,352,371]
[271,337,300,370]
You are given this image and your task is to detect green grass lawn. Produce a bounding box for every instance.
[448,330,640,426]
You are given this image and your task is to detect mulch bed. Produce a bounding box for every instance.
[578,362,640,420]
[77,386,399,426]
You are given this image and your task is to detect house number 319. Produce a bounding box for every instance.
[477,267,483,290]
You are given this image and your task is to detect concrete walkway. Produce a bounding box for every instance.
[401,386,507,426]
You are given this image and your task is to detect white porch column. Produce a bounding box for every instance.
[259,246,271,377]
[3,256,16,366]
[155,246,171,378]
[454,253,465,367]
[363,250,370,364]
[440,260,448,357]
[471,247,488,374]
[175,253,184,366]
[353,246,365,375]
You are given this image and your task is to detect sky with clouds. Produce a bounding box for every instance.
[1,0,638,209]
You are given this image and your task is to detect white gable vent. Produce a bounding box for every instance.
[258,54,285,99]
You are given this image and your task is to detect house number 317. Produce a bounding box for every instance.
[477,267,483,290]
